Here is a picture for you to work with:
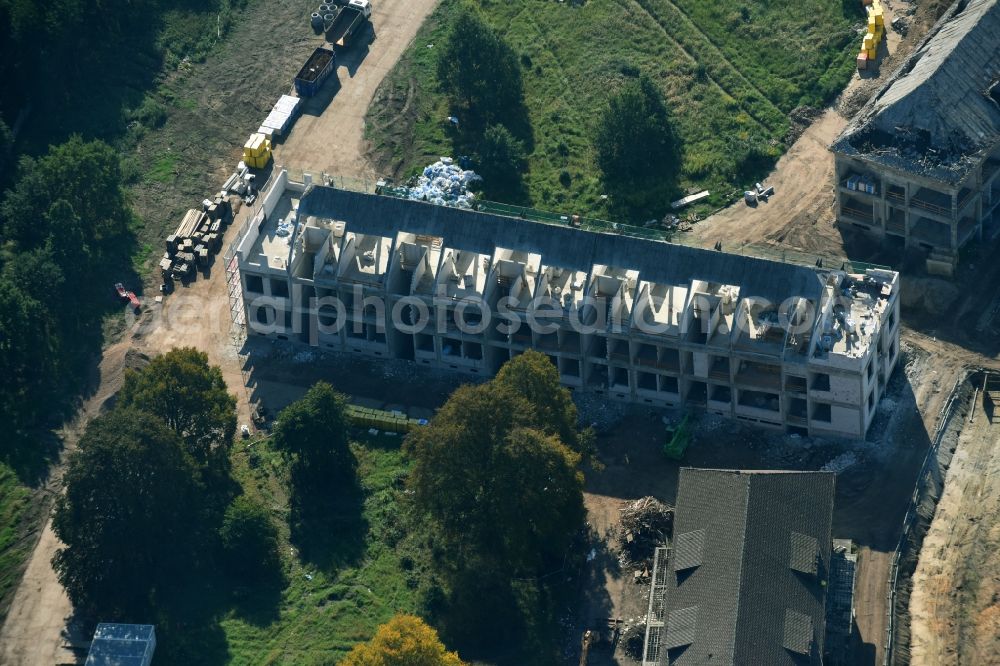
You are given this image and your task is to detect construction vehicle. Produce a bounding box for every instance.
[114,283,142,313]
[325,0,372,49]
[663,414,692,460]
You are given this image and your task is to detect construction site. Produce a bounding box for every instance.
[832,0,1000,276]
[2,0,1000,664]
[229,172,901,439]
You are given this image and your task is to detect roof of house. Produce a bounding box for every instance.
[660,469,836,666]
[832,0,1000,186]
[297,187,826,304]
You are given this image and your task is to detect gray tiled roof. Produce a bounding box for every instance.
[297,187,826,304]
[673,530,706,571]
[660,469,835,666]
[789,531,820,575]
[783,609,815,656]
[665,606,699,650]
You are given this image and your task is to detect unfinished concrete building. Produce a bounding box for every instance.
[230,173,901,438]
[831,0,1000,275]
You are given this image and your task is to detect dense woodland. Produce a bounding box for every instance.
[0,138,137,477]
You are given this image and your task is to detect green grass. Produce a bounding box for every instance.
[146,153,179,183]
[366,0,861,220]
[0,464,33,622]
[191,435,435,665]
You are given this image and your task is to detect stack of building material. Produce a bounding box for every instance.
[243,133,272,169]
[161,196,233,282]
[260,95,302,137]
[857,0,885,69]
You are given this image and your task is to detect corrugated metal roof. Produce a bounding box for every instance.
[660,469,835,666]
[833,0,1000,185]
[298,187,826,304]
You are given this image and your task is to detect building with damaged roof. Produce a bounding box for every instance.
[832,0,1000,275]
[230,171,901,438]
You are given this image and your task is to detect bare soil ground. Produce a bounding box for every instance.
[272,0,440,179]
[908,384,1000,666]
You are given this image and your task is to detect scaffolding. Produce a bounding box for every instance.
[642,546,670,666]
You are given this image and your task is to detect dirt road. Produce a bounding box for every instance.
[0,339,134,665]
[272,0,440,179]
[687,108,849,257]
[686,0,919,260]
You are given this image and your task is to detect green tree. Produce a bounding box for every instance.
[436,4,523,127]
[595,75,682,216]
[271,381,355,489]
[1,136,131,256]
[0,118,12,187]
[219,496,281,583]
[342,615,466,666]
[476,124,525,196]
[0,274,60,447]
[407,382,584,576]
[406,369,585,653]
[118,347,236,469]
[493,350,588,454]
[52,408,205,620]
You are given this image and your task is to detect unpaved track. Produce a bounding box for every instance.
[0,340,133,665]
[688,109,848,256]
[273,0,440,179]
[0,2,439,662]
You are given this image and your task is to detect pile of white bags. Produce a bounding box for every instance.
[405,158,482,208]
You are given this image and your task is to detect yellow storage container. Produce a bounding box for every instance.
[242,133,272,169]
[867,48,878,60]
[863,35,874,49]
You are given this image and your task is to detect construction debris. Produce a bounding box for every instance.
[617,496,673,563]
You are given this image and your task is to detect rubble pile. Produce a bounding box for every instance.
[405,158,482,208]
[617,496,673,563]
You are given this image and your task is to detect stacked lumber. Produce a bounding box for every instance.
[162,195,233,282]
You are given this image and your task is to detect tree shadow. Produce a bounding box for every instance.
[226,567,286,628]
[289,481,368,571]
[153,578,233,666]
[2,431,63,487]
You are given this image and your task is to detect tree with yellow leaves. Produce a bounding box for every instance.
[341,615,465,666]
